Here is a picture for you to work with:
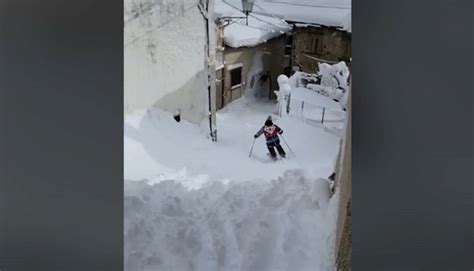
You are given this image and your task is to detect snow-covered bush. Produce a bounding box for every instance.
[306,84,344,101]
[289,71,321,88]
[288,61,350,109]
[318,62,350,94]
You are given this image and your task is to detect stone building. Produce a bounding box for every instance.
[214,2,290,109]
[287,24,351,74]
[215,34,288,109]
[254,0,352,74]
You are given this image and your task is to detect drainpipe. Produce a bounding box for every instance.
[222,49,226,108]
[289,23,295,75]
[200,0,217,141]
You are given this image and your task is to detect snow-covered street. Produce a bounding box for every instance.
[124,97,344,270]
[124,0,351,268]
[125,97,341,185]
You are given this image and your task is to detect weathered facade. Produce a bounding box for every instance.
[215,30,288,110]
[287,25,351,74]
[334,80,352,270]
[124,0,209,124]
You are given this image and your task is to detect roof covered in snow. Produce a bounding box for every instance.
[252,0,351,32]
[214,0,290,48]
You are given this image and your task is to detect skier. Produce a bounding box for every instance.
[254,117,286,159]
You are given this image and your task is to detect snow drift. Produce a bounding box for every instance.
[125,169,338,271]
[124,94,345,271]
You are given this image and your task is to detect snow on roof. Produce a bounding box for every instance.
[252,0,351,32]
[215,0,290,48]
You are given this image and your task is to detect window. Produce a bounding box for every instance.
[285,34,293,56]
[230,67,242,89]
[285,45,292,56]
[306,36,321,53]
[286,34,293,46]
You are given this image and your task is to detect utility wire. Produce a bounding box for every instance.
[260,0,351,10]
[222,0,288,30]
[125,4,198,47]
[253,3,288,25]
[249,12,289,30]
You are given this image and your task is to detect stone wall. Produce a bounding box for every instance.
[291,26,351,73]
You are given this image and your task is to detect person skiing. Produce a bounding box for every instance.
[254,117,286,159]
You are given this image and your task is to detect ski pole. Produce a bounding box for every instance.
[281,135,296,157]
[248,138,256,158]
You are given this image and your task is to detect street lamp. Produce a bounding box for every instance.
[241,0,254,25]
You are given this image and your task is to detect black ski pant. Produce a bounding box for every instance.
[267,139,286,157]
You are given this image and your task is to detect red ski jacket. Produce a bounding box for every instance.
[255,125,283,144]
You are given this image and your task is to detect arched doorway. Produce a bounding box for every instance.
[252,72,271,100]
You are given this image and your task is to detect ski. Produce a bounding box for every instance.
[266,153,287,161]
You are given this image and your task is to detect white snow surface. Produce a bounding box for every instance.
[124,98,343,270]
[125,99,340,182]
[125,172,340,271]
[253,0,351,32]
[215,0,290,48]
[288,88,346,135]
[291,87,341,111]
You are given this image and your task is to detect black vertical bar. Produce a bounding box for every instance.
[321,107,326,124]
[301,101,304,119]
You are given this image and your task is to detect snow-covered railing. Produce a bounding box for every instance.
[296,101,345,125]
[278,70,347,133]
[287,86,346,132]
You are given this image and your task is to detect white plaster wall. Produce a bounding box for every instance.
[124,0,207,124]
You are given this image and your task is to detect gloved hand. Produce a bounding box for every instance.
[279,130,283,135]
[254,134,258,138]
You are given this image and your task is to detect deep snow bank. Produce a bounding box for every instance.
[124,97,344,271]
[125,169,338,271]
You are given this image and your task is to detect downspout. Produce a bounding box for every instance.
[199,0,217,141]
[289,23,295,75]
[222,48,226,108]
